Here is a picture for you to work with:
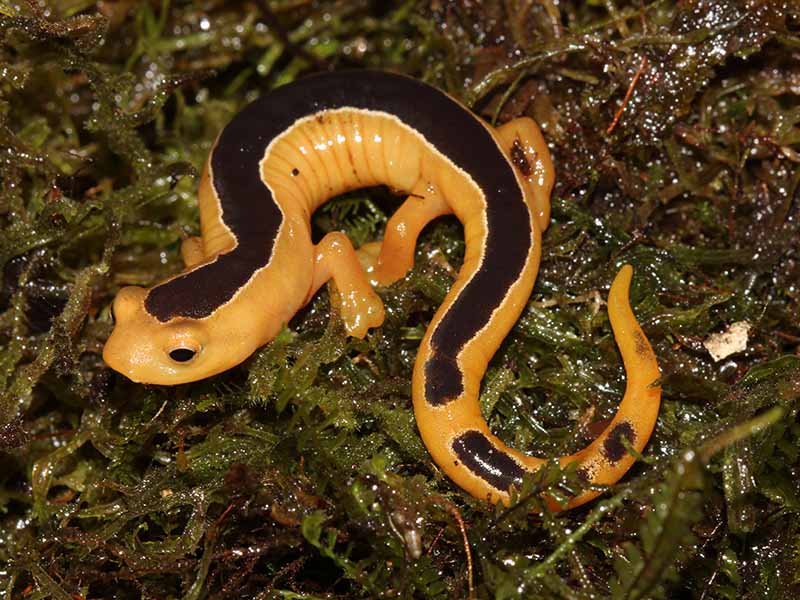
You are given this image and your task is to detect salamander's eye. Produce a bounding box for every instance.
[169,348,197,363]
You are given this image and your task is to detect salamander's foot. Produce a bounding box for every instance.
[309,231,385,338]
[331,277,385,339]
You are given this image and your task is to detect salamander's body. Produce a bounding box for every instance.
[104,70,661,508]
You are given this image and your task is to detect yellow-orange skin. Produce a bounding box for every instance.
[104,106,661,510]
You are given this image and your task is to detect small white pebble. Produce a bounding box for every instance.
[703,321,751,362]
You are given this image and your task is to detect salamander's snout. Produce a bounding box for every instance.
[110,286,147,324]
[104,286,156,383]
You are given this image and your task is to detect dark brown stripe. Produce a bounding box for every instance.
[424,354,462,403]
[511,139,532,176]
[602,421,636,463]
[144,70,531,335]
[451,430,525,492]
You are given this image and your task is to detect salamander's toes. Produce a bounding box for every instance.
[336,283,385,338]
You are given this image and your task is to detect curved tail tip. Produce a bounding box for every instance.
[609,264,634,299]
[617,263,633,280]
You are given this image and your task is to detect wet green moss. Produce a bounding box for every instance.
[1,0,799,598]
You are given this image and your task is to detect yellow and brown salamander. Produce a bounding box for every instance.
[104,70,661,509]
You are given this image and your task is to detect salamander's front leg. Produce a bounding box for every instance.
[358,183,452,287]
[494,117,554,231]
[308,232,385,338]
[181,236,205,269]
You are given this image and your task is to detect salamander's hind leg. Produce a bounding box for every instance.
[181,236,206,269]
[308,232,385,338]
[358,182,452,287]
[493,117,555,231]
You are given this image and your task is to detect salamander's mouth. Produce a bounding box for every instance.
[101,328,178,385]
[102,330,147,383]
[102,342,197,385]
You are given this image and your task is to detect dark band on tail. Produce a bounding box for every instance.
[451,430,525,492]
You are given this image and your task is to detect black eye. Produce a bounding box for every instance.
[169,348,196,363]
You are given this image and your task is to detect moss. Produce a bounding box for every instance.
[1,0,800,598]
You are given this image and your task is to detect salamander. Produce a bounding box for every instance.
[103,70,661,509]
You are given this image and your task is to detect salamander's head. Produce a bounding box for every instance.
[103,286,257,385]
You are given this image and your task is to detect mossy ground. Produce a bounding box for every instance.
[1,1,799,598]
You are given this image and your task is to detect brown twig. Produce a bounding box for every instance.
[606,55,648,134]
[775,331,800,343]
[448,504,474,600]
[425,525,447,555]
[209,503,236,540]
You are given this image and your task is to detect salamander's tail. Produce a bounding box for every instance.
[413,265,661,509]
[555,264,661,509]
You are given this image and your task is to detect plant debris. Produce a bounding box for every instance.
[1,1,799,598]
[704,321,751,362]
